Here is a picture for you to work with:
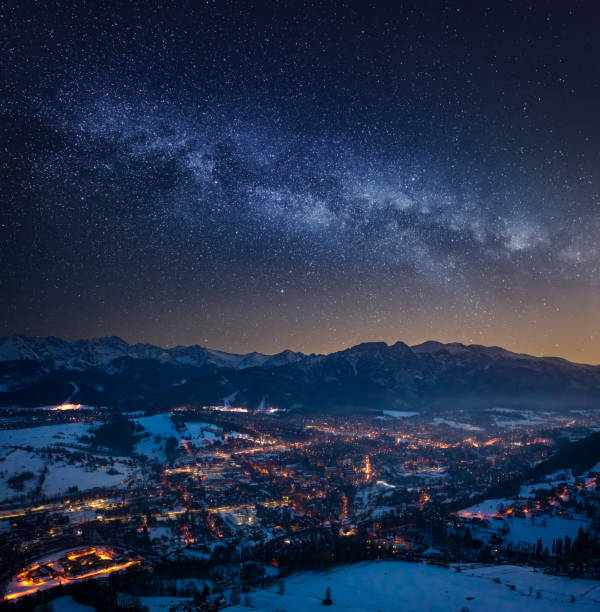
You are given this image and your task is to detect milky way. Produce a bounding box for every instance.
[1,1,599,361]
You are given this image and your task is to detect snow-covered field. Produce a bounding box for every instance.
[42,461,132,497]
[430,417,483,431]
[228,561,600,611]
[458,497,590,548]
[138,595,194,611]
[48,595,95,611]
[0,422,92,449]
[0,424,95,502]
[183,422,221,442]
[354,482,396,517]
[458,498,513,519]
[488,409,573,429]
[0,448,46,500]
[500,516,586,548]
[134,414,180,460]
[380,410,419,419]
[0,413,235,501]
[134,414,228,460]
[0,422,134,501]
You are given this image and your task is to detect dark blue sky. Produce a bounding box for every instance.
[1,1,599,362]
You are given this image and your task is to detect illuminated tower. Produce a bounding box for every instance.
[340,494,348,521]
[365,455,371,479]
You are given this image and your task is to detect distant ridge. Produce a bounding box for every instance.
[0,335,599,411]
[0,334,307,370]
[1,334,594,367]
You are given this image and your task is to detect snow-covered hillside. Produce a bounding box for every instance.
[228,561,600,611]
[2,335,600,412]
[0,335,305,371]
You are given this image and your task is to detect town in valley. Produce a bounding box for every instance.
[1,398,599,609]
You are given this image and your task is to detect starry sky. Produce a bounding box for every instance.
[1,1,599,363]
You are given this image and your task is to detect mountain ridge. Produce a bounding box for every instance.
[1,334,596,367]
[1,334,599,411]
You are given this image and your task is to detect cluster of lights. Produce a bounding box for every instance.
[6,548,140,601]
[52,403,82,411]
[204,405,248,413]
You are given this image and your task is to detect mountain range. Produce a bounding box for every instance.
[1,335,599,412]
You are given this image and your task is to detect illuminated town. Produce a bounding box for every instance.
[3,0,600,607]
[1,401,599,608]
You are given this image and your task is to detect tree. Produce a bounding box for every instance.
[93,414,141,454]
[230,585,240,605]
[564,535,572,554]
[165,436,179,465]
[464,527,472,546]
[535,538,543,557]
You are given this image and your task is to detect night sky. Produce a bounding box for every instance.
[1,1,599,362]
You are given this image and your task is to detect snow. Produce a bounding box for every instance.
[135,414,178,438]
[397,466,448,480]
[491,410,560,429]
[586,461,600,473]
[431,417,483,431]
[544,469,575,482]
[495,418,545,428]
[458,499,590,548]
[459,564,600,602]
[134,414,231,458]
[354,483,391,511]
[0,422,91,450]
[5,547,136,601]
[519,483,552,497]
[184,422,222,442]
[42,462,132,497]
[0,335,276,370]
[134,414,180,460]
[0,423,137,500]
[500,516,586,548]
[519,471,575,498]
[49,595,95,612]
[224,391,239,405]
[380,410,419,419]
[228,561,600,611]
[66,381,80,402]
[183,549,211,560]
[0,448,45,501]
[458,498,510,519]
[139,595,193,611]
[370,506,395,518]
[149,526,173,541]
